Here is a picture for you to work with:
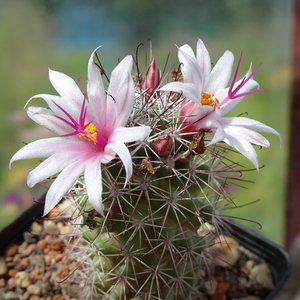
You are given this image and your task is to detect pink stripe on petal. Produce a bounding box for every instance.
[43,157,87,216]
[84,155,104,216]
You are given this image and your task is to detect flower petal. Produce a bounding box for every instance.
[224,126,270,147]
[206,50,234,93]
[43,158,87,216]
[219,117,280,138]
[196,39,211,86]
[25,94,74,117]
[106,141,133,184]
[84,155,104,216]
[160,82,200,104]
[178,44,203,88]
[27,152,82,187]
[27,106,70,135]
[49,68,84,110]
[112,126,151,143]
[10,137,92,168]
[223,133,259,170]
[87,46,107,126]
[208,122,226,145]
[107,56,134,127]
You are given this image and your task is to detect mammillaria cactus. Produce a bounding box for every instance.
[10,39,280,300]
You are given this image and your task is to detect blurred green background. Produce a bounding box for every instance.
[0,0,291,245]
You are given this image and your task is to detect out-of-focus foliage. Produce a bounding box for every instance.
[0,0,291,245]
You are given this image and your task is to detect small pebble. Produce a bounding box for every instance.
[18,241,28,254]
[19,257,30,270]
[44,235,55,244]
[0,278,6,288]
[203,279,218,295]
[21,244,36,256]
[59,225,69,235]
[23,291,30,300]
[210,235,241,268]
[29,255,44,268]
[7,269,18,278]
[50,239,64,252]
[0,257,7,276]
[30,222,43,235]
[15,271,31,288]
[12,254,21,264]
[55,265,69,279]
[7,277,16,289]
[54,253,64,263]
[4,291,19,300]
[24,232,38,244]
[211,282,230,300]
[52,294,64,300]
[48,207,61,219]
[4,244,18,257]
[37,240,48,251]
[30,266,46,281]
[44,224,60,235]
[247,262,274,291]
[27,284,41,295]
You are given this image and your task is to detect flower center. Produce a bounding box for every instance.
[201,92,219,106]
[78,122,98,144]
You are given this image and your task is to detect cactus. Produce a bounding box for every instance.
[10,39,280,300]
[62,78,217,300]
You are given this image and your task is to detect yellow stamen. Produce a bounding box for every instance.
[78,122,98,144]
[201,92,219,107]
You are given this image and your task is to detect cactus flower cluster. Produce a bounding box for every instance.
[10,39,280,300]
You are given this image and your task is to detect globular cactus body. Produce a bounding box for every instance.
[74,157,213,300]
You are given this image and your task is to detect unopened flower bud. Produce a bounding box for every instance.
[154,134,174,156]
[142,56,160,96]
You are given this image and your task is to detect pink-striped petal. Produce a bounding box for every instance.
[43,158,87,216]
[87,46,106,125]
[84,155,104,216]
[160,82,200,105]
[27,152,81,187]
[178,44,203,88]
[49,69,84,110]
[27,106,70,135]
[112,126,151,143]
[206,50,234,93]
[196,39,211,86]
[106,140,133,184]
[107,56,134,127]
[223,133,259,170]
[10,137,93,167]
[224,126,270,147]
[219,117,280,137]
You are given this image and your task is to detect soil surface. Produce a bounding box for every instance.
[0,208,275,300]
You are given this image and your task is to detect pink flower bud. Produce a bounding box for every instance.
[154,134,174,156]
[142,56,160,96]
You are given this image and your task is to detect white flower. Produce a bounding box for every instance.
[160,39,280,169]
[10,47,151,216]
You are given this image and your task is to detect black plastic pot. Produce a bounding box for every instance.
[224,219,292,300]
[0,192,45,255]
[0,194,292,299]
